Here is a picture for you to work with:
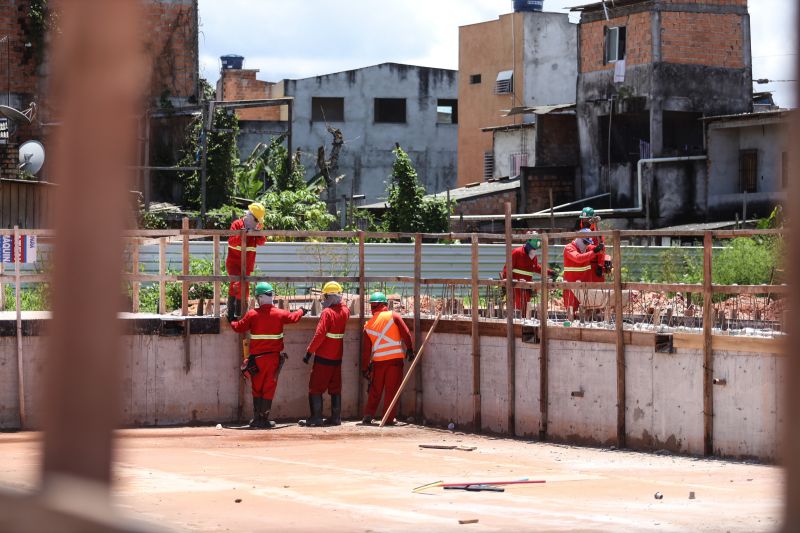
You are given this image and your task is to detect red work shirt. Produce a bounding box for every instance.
[501,245,552,281]
[563,240,598,282]
[231,305,304,355]
[306,303,351,361]
[227,218,267,272]
[361,305,413,369]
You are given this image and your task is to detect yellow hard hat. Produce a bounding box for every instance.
[321,281,342,295]
[248,202,266,224]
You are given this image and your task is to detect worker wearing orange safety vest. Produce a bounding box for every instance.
[361,292,414,426]
[232,282,307,429]
[301,281,350,427]
[501,235,556,314]
[562,229,605,317]
[226,202,267,321]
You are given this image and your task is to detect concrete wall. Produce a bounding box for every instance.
[522,13,578,107]
[283,63,458,203]
[492,127,536,178]
[0,318,784,462]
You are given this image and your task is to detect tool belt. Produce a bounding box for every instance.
[240,351,279,377]
[313,355,342,367]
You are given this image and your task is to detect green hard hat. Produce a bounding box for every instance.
[369,291,388,304]
[255,282,274,296]
[579,207,595,219]
[525,237,542,250]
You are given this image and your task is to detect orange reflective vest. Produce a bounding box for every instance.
[364,311,405,362]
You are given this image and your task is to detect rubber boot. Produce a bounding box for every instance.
[248,397,263,428]
[324,394,341,426]
[227,295,236,322]
[361,415,373,425]
[261,399,276,429]
[305,395,324,427]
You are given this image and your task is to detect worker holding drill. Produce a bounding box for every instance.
[562,229,605,318]
[232,282,307,429]
[361,292,414,426]
[226,202,267,321]
[501,234,557,316]
[301,281,350,427]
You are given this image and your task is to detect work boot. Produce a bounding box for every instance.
[305,395,324,427]
[248,397,264,428]
[324,394,341,426]
[261,399,276,429]
[361,415,373,425]
[227,295,236,322]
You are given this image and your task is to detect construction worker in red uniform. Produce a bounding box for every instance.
[232,281,307,429]
[361,292,414,426]
[577,207,612,282]
[563,229,605,318]
[226,202,267,321]
[501,235,557,316]
[301,281,350,427]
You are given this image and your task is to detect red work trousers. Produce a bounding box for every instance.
[308,358,342,395]
[512,288,533,312]
[563,290,580,316]
[250,352,280,400]
[364,359,404,422]
[226,254,253,303]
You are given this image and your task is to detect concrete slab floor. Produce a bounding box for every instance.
[0,425,783,532]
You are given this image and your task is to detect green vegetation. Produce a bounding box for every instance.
[2,283,49,312]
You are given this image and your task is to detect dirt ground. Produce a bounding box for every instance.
[0,425,784,532]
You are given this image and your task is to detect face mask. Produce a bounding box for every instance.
[257,294,274,307]
[576,239,588,253]
[322,293,341,308]
[243,213,258,230]
[528,249,536,260]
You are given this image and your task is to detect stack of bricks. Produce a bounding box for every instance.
[217,69,282,121]
[453,189,518,217]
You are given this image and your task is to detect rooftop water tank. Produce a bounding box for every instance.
[221,55,244,70]
[513,0,543,12]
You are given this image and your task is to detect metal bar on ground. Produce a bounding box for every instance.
[539,233,549,440]
[613,230,626,448]
[182,218,189,316]
[504,202,516,436]
[471,233,481,432]
[413,234,422,421]
[379,312,442,427]
[703,231,714,456]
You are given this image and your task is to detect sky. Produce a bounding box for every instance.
[198,0,798,108]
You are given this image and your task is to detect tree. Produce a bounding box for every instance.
[382,147,452,233]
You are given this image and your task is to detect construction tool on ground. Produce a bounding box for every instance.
[379,312,442,428]
[444,485,505,493]
[412,478,545,493]
[418,444,476,451]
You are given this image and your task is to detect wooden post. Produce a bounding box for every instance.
[413,234,423,421]
[357,231,366,412]
[239,227,247,316]
[504,202,516,435]
[538,233,549,441]
[181,217,189,316]
[212,235,220,317]
[702,231,714,456]
[613,230,626,448]
[549,188,555,230]
[131,239,139,313]
[0,262,5,310]
[471,234,481,432]
[14,226,25,428]
[158,237,166,315]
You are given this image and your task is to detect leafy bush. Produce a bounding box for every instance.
[258,189,335,232]
[2,283,50,312]
[713,237,780,286]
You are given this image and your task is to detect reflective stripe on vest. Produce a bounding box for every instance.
[563,265,592,272]
[365,312,404,362]
[250,333,284,340]
[229,245,258,252]
[325,332,345,339]
[512,268,535,277]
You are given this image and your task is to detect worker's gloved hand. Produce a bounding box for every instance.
[548,270,558,281]
[604,259,612,272]
[303,352,312,364]
[406,348,415,362]
[299,307,308,316]
[595,266,604,277]
[593,242,605,254]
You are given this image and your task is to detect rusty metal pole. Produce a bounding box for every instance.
[538,233,549,441]
[470,234,481,432]
[413,234,423,421]
[504,202,516,436]
[357,231,366,413]
[43,0,144,489]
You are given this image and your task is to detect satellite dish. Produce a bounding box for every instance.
[0,105,32,125]
[19,140,45,175]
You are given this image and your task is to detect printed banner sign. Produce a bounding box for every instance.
[0,235,37,264]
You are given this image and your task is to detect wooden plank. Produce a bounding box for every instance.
[0,262,4,310]
[159,237,167,314]
[212,235,220,317]
[239,227,246,317]
[181,218,190,316]
[504,202,515,436]
[14,226,25,428]
[713,284,790,295]
[613,230,625,448]
[539,233,549,441]
[413,234,422,421]
[702,231,714,456]
[471,234,481,433]
[131,240,139,313]
[357,231,366,413]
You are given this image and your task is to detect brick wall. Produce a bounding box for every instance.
[660,11,744,68]
[218,69,282,121]
[523,167,575,214]
[453,189,518,217]
[0,143,18,179]
[143,0,198,101]
[580,12,652,73]
[0,1,40,96]
[536,115,579,167]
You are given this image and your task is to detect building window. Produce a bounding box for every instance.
[495,70,513,94]
[739,150,758,193]
[437,99,458,124]
[374,98,406,123]
[470,74,482,85]
[484,152,494,179]
[510,153,528,176]
[782,151,789,189]
[604,26,627,63]
[311,97,344,122]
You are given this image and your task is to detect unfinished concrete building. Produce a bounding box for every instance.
[574,0,752,227]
